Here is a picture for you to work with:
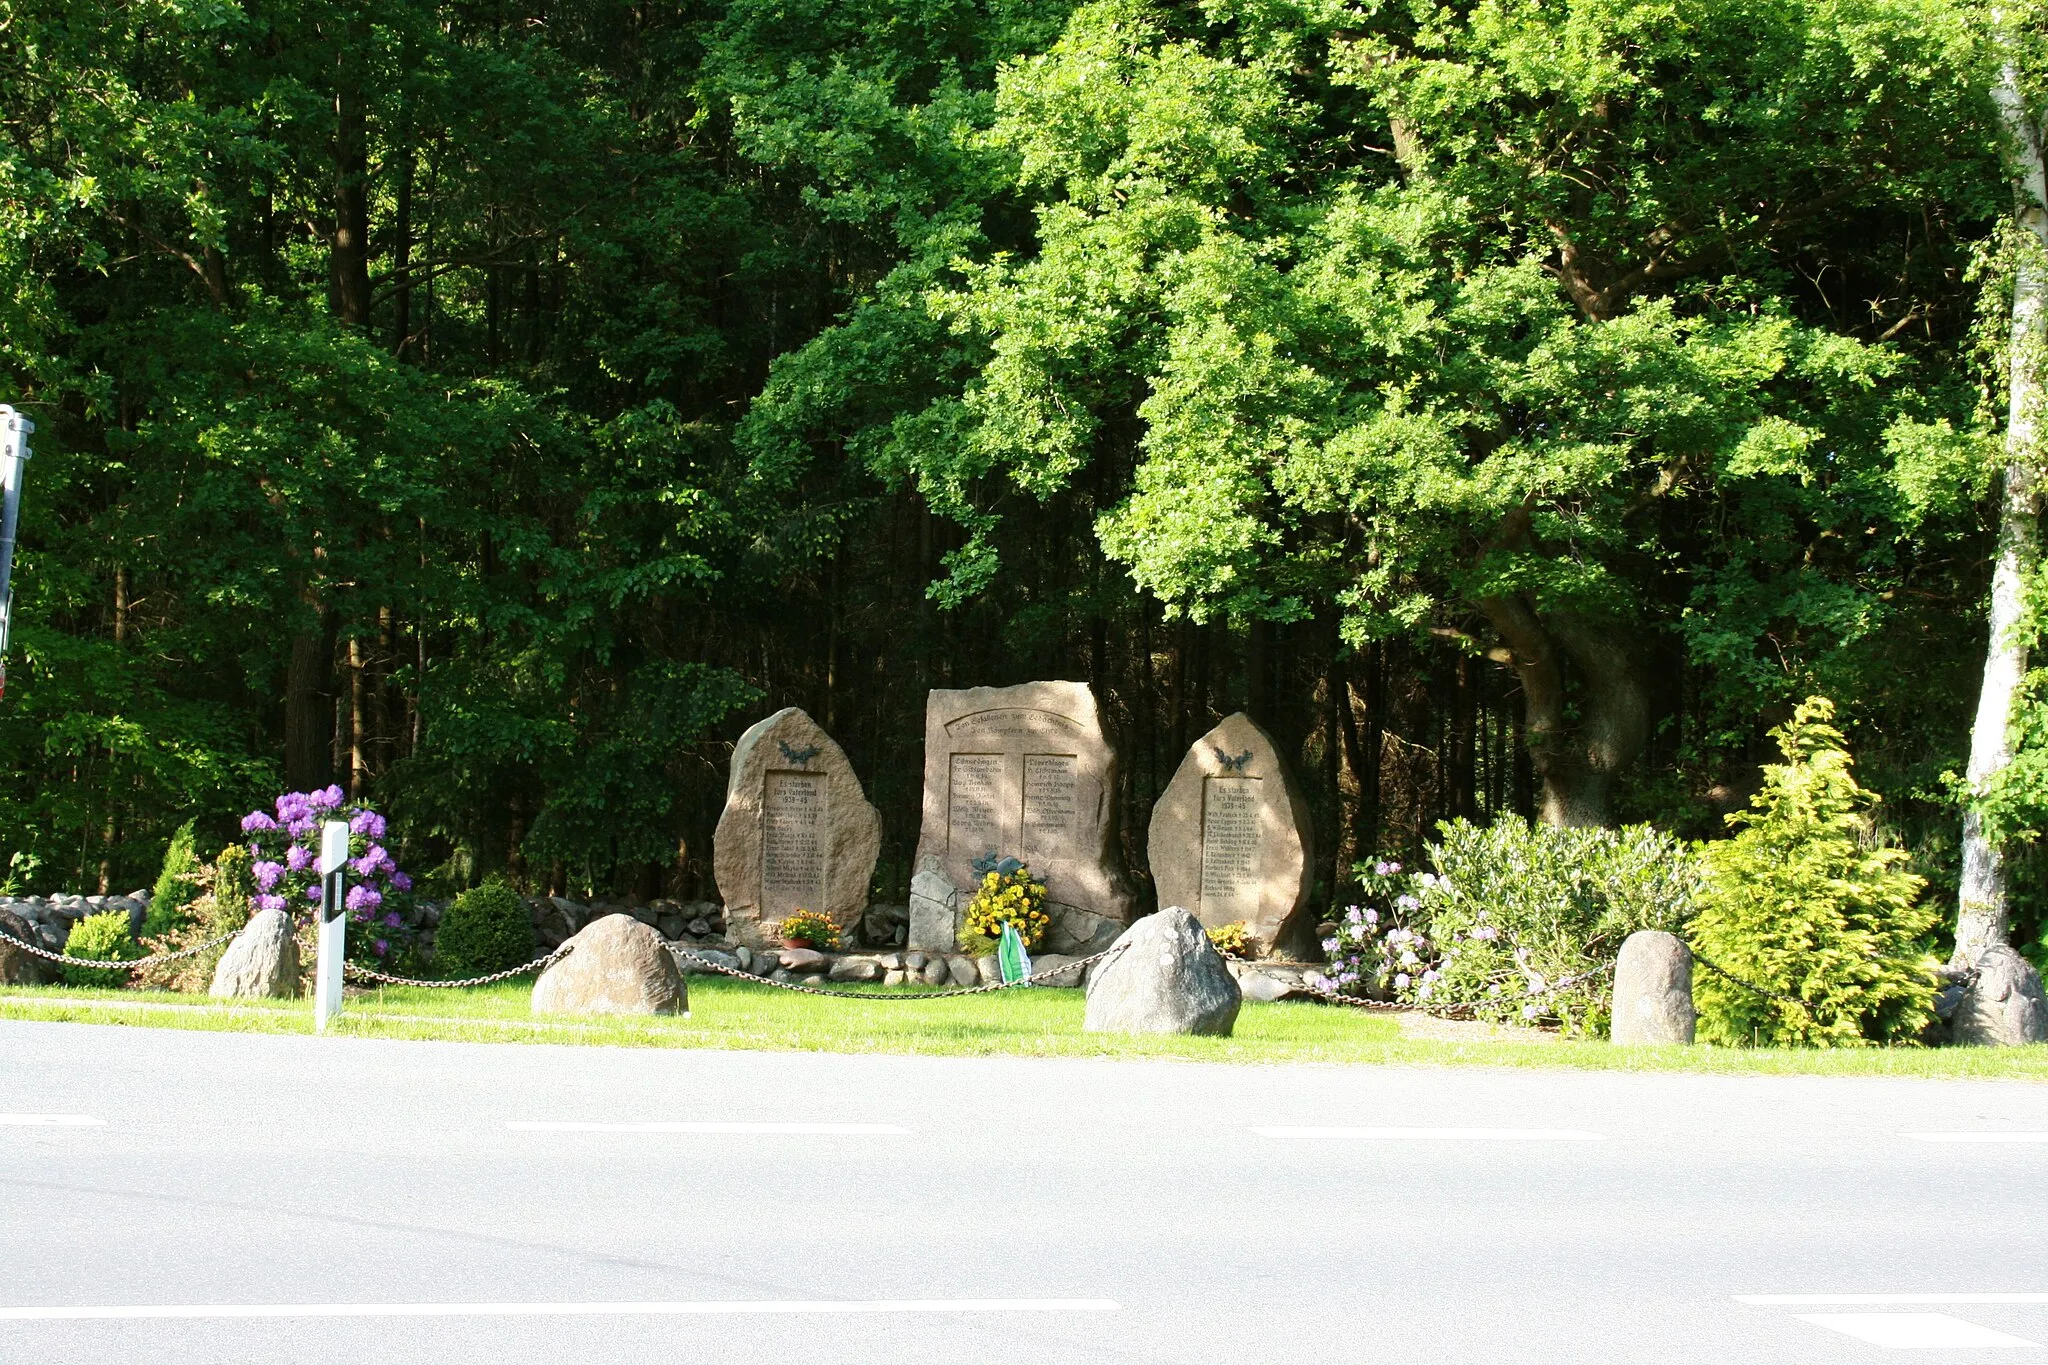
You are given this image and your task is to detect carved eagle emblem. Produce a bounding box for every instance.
[1212,746,1254,773]
[778,741,821,766]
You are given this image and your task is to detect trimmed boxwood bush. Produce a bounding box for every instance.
[435,880,535,978]
[63,911,143,988]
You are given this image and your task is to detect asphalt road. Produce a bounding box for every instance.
[3,1018,2047,1364]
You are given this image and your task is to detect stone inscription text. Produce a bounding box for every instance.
[1021,753,1079,868]
[762,770,827,915]
[1200,776,1263,921]
[948,753,1007,859]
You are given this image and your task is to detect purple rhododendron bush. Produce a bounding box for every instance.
[242,786,417,969]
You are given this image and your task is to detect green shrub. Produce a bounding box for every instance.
[434,880,535,978]
[1321,821,1703,1034]
[1419,816,1703,1033]
[207,845,254,936]
[1691,696,1936,1048]
[145,819,202,935]
[63,911,143,988]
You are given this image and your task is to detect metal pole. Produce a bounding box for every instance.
[0,405,34,702]
[315,820,350,1032]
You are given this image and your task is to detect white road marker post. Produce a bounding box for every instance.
[314,820,350,1032]
[0,405,35,702]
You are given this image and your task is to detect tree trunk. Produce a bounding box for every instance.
[1956,42,2048,967]
[1477,595,1648,827]
[330,20,371,327]
[285,621,331,791]
[348,632,367,798]
[390,136,414,355]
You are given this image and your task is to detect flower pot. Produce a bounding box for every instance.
[780,937,817,950]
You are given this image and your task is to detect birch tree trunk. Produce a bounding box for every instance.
[1956,43,2048,968]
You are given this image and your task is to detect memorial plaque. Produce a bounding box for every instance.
[948,753,1007,857]
[1021,753,1080,866]
[1148,713,1314,959]
[761,770,827,917]
[714,707,881,950]
[912,682,1135,952]
[1197,776,1263,923]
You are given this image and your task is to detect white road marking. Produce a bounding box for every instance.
[1905,1132,2048,1143]
[506,1121,909,1134]
[0,1114,103,1127]
[1793,1313,2040,1348]
[1252,1126,1606,1141]
[1742,1295,2048,1305]
[0,1298,1118,1322]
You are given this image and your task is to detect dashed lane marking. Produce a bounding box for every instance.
[0,1297,1118,1321]
[1740,1295,2048,1306]
[1904,1132,2048,1144]
[506,1121,909,1134]
[0,1114,102,1127]
[1792,1314,2040,1348]
[1252,1126,1606,1141]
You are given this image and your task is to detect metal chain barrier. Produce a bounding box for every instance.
[0,924,243,970]
[1293,958,1617,1020]
[1682,941,1812,1011]
[343,944,573,989]
[1299,940,1821,1022]
[668,941,1126,999]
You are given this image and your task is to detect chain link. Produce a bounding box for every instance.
[0,925,243,970]
[1684,942,1812,1010]
[1293,957,1617,1020]
[343,944,572,989]
[668,942,1126,999]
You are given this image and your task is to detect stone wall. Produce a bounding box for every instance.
[0,893,152,952]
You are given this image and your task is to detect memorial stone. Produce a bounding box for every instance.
[910,682,1134,953]
[1147,713,1315,959]
[714,707,882,951]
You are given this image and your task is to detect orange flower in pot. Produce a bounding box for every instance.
[777,909,840,951]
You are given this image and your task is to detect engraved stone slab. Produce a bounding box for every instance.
[911,682,1134,950]
[1147,713,1314,959]
[714,707,882,951]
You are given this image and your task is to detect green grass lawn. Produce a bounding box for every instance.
[4,977,2046,1078]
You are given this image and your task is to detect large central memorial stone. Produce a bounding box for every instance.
[1148,712,1314,959]
[910,682,1134,954]
[714,706,882,951]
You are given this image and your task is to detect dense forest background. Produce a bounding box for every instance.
[0,0,2035,949]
